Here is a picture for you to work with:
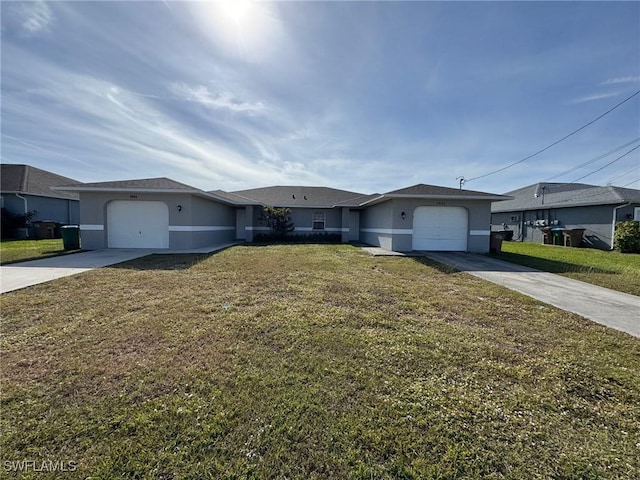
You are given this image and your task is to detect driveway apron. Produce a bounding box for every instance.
[423,252,640,338]
[0,249,155,294]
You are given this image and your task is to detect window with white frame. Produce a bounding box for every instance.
[312,212,326,230]
[635,207,640,221]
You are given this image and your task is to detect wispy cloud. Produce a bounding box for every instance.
[169,83,265,113]
[601,76,640,85]
[570,91,621,104]
[20,1,53,35]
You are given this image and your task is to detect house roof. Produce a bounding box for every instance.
[54,177,199,191]
[492,182,640,212]
[384,183,510,200]
[52,177,237,205]
[351,183,510,207]
[1,164,80,200]
[230,185,367,208]
[208,189,257,205]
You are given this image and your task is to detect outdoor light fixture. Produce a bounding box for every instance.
[177,205,182,212]
[401,211,406,220]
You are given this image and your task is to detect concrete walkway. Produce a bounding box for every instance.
[0,243,238,294]
[423,252,640,338]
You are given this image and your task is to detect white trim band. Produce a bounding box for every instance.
[360,228,413,235]
[80,224,104,231]
[470,230,490,236]
[168,226,235,232]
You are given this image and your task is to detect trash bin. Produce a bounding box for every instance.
[34,221,57,239]
[490,232,503,253]
[61,225,80,250]
[500,230,514,241]
[551,228,564,246]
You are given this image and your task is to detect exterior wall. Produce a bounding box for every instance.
[249,206,345,237]
[236,208,247,240]
[78,192,234,250]
[360,199,492,252]
[490,204,635,250]
[349,210,360,242]
[2,194,79,224]
[359,201,394,250]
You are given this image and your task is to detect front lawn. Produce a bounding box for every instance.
[0,238,78,265]
[1,245,639,479]
[491,242,640,296]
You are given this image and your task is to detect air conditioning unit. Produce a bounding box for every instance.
[510,215,519,222]
[534,219,548,227]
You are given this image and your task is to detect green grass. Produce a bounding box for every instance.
[490,242,640,296]
[0,239,79,265]
[1,245,639,479]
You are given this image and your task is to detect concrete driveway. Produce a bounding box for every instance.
[0,249,155,294]
[423,252,640,338]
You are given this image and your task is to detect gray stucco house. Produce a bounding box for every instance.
[1,164,80,226]
[54,177,508,253]
[491,182,640,250]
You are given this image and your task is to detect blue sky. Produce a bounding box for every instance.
[1,1,639,194]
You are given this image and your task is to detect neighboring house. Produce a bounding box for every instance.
[491,182,640,250]
[55,177,509,253]
[1,164,80,226]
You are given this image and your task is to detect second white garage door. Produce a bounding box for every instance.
[107,201,169,248]
[412,206,468,251]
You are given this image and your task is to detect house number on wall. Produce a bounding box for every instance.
[130,195,138,199]
[435,201,447,206]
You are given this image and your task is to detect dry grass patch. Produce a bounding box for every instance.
[1,245,639,479]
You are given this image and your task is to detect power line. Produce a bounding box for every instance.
[570,144,640,183]
[465,89,640,183]
[607,163,640,184]
[621,178,640,188]
[542,137,640,182]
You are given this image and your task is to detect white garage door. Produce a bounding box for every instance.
[107,201,169,248]
[412,206,468,251]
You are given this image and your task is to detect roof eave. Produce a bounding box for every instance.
[1,190,79,201]
[492,200,636,213]
[51,186,242,206]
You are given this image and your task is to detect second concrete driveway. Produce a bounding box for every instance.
[424,252,640,338]
[0,249,155,294]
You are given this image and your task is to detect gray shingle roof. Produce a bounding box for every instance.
[492,182,640,212]
[208,190,257,204]
[384,183,509,200]
[1,164,80,200]
[230,186,366,207]
[55,177,200,191]
[53,177,242,206]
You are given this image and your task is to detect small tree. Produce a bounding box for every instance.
[1,208,36,239]
[261,206,295,240]
[614,220,640,253]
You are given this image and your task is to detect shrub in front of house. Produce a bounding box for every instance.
[1,209,36,239]
[254,232,342,244]
[614,220,640,253]
[259,206,295,240]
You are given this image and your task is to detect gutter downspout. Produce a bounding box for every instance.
[15,193,28,215]
[611,203,631,250]
[15,193,29,239]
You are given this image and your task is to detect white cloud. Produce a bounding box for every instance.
[169,83,264,113]
[21,1,53,35]
[601,76,640,85]
[570,91,621,104]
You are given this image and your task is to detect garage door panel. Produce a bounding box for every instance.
[412,206,468,251]
[107,201,169,248]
